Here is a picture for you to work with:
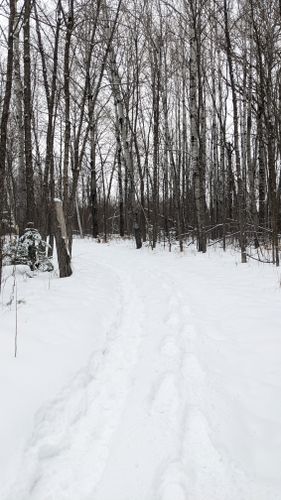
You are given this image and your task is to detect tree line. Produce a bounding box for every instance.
[0,0,281,284]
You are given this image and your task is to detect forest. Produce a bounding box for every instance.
[0,0,281,284]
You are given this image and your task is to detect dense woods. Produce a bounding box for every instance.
[1,0,281,283]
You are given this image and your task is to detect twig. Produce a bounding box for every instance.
[246,253,273,264]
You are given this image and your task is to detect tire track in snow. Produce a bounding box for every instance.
[5,262,144,500]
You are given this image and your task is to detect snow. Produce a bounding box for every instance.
[1,239,281,500]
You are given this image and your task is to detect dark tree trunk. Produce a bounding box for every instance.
[0,0,16,290]
[90,123,99,238]
[116,127,125,237]
[134,213,142,249]
[53,200,72,278]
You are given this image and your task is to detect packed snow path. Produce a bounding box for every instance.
[2,240,281,500]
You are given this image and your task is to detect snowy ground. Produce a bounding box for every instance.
[1,238,281,500]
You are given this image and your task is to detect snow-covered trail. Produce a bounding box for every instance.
[3,240,281,500]
[92,264,191,500]
[90,249,244,500]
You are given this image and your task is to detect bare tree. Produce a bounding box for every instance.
[0,0,16,288]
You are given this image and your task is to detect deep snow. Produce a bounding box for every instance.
[1,239,281,500]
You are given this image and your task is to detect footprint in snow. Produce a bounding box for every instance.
[181,353,205,385]
[160,483,186,500]
[157,460,188,500]
[150,373,181,430]
[166,311,181,329]
[160,336,181,359]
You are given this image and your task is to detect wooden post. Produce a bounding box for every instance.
[53,199,72,277]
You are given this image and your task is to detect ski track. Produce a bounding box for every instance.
[4,243,281,500]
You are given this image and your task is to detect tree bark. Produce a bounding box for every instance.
[223,0,246,262]
[0,0,16,290]
[14,0,26,233]
[23,0,35,223]
[53,199,72,278]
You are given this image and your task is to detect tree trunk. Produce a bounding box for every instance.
[90,122,99,238]
[0,0,16,291]
[224,0,246,262]
[14,0,26,234]
[23,0,35,223]
[62,0,74,220]
[189,10,206,253]
[53,199,72,278]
